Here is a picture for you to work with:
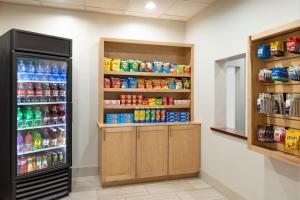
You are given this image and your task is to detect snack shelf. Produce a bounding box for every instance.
[98,121,200,128]
[17,145,66,156]
[18,124,66,131]
[104,71,191,78]
[103,104,191,109]
[18,102,67,106]
[263,80,300,85]
[263,52,300,63]
[103,88,191,93]
[263,113,300,121]
[18,81,67,84]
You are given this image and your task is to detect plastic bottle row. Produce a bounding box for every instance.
[17,105,66,129]
[18,150,65,175]
[17,127,66,154]
[17,58,67,82]
[17,82,66,103]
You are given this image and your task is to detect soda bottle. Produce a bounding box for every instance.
[17,107,24,129]
[26,83,35,102]
[17,83,26,103]
[59,63,67,82]
[32,156,37,171]
[35,60,44,81]
[49,128,58,147]
[42,129,50,148]
[36,154,42,170]
[24,107,34,128]
[33,107,43,126]
[50,106,58,124]
[24,131,33,152]
[44,61,52,81]
[34,83,43,102]
[42,83,51,102]
[57,105,66,124]
[51,62,60,81]
[47,152,52,167]
[57,151,64,164]
[50,84,58,102]
[27,156,33,172]
[32,130,42,150]
[42,106,51,125]
[17,131,24,153]
[52,152,58,166]
[19,156,28,175]
[17,59,26,81]
[57,127,66,145]
[25,60,35,81]
[41,154,48,169]
[58,84,66,102]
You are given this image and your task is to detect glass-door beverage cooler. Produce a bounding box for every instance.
[0,29,72,200]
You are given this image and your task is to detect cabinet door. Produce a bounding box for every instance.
[169,125,200,175]
[137,126,168,178]
[101,127,136,182]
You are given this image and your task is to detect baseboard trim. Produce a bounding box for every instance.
[200,169,246,200]
[72,166,98,177]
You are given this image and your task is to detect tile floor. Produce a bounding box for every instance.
[59,176,228,200]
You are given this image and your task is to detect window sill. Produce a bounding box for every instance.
[210,127,247,140]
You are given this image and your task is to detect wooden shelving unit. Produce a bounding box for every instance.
[248,20,300,166]
[104,104,190,110]
[104,71,191,78]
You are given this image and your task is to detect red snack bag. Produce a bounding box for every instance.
[168,96,174,105]
[104,78,111,88]
[137,94,143,100]
[110,77,120,88]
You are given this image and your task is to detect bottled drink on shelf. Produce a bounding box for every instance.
[57,127,66,145]
[50,106,58,124]
[17,131,24,154]
[42,129,50,148]
[34,83,43,102]
[24,131,33,152]
[59,63,67,75]
[42,106,51,125]
[32,156,37,171]
[50,84,59,102]
[36,154,42,170]
[47,152,52,167]
[52,152,58,166]
[17,83,26,103]
[17,107,24,129]
[49,128,58,147]
[24,107,34,128]
[18,156,28,175]
[32,130,42,150]
[25,60,35,81]
[57,151,64,163]
[27,156,33,172]
[25,83,35,102]
[57,105,66,124]
[18,59,26,73]
[51,62,60,81]
[42,154,48,169]
[44,61,52,74]
[33,107,43,126]
[42,83,51,102]
[58,83,66,101]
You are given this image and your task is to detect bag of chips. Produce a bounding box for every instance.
[139,62,147,72]
[153,79,161,89]
[145,79,153,89]
[176,65,185,74]
[175,79,183,89]
[120,60,129,72]
[154,61,163,73]
[138,78,145,89]
[161,79,168,89]
[128,77,138,88]
[163,63,170,73]
[146,62,154,72]
[120,78,128,88]
[111,77,121,88]
[285,130,300,150]
[274,127,286,143]
[170,64,177,74]
[167,78,176,89]
[129,60,139,72]
[184,65,191,74]
[104,78,111,88]
[182,78,191,89]
[104,57,112,72]
[111,58,121,72]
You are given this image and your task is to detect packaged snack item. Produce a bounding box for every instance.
[256,125,274,143]
[258,69,273,83]
[104,100,111,105]
[111,58,121,72]
[162,96,168,105]
[120,60,129,72]
[163,63,170,73]
[132,94,137,100]
[257,45,271,59]
[111,77,121,88]
[175,79,183,89]
[274,127,286,143]
[168,96,174,105]
[150,109,156,122]
[153,79,161,89]
[288,66,300,81]
[169,64,177,74]
[120,94,126,100]
[167,78,176,89]
[161,79,168,89]
[120,78,128,88]
[104,57,112,72]
[138,78,145,89]
[134,108,140,123]
[128,77,138,88]
[287,37,300,53]
[120,99,126,105]
[145,79,153,89]
[285,130,300,150]
[129,60,139,72]
[154,61,163,73]
[182,78,191,89]
[155,108,161,122]
[104,78,111,88]
[184,65,191,74]
[155,98,163,105]
[160,108,166,122]
[137,94,143,100]
[139,108,146,123]
[145,109,151,123]
[139,62,147,72]
[272,67,288,82]
[146,62,154,72]
[270,41,284,57]
[176,65,185,74]
[148,98,156,106]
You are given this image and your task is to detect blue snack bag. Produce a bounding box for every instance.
[163,63,170,73]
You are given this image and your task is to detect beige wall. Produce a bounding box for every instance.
[186,0,300,199]
[0,2,186,168]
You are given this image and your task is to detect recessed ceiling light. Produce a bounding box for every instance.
[145,1,156,10]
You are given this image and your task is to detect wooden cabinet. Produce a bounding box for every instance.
[137,126,168,178]
[169,125,200,175]
[101,127,136,183]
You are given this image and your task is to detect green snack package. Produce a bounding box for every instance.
[120,60,129,72]
[129,60,139,72]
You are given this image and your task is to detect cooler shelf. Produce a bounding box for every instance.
[18,102,67,106]
[17,145,67,156]
[18,81,66,84]
[18,124,66,131]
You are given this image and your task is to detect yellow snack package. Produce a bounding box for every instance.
[104,57,112,72]
[285,130,300,151]
[111,58,121,72]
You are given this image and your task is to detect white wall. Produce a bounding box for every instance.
[0,2,186,169]
[186,0,300,199]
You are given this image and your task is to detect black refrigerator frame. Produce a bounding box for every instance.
[0,29,72,200]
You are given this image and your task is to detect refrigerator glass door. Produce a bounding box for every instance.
[16,56,68,176]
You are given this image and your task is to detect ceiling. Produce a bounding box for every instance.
[0,0,216,21]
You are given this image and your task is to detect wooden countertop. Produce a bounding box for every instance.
[98,121,201,128]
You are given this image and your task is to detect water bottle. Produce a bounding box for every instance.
[18,59,26,81]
